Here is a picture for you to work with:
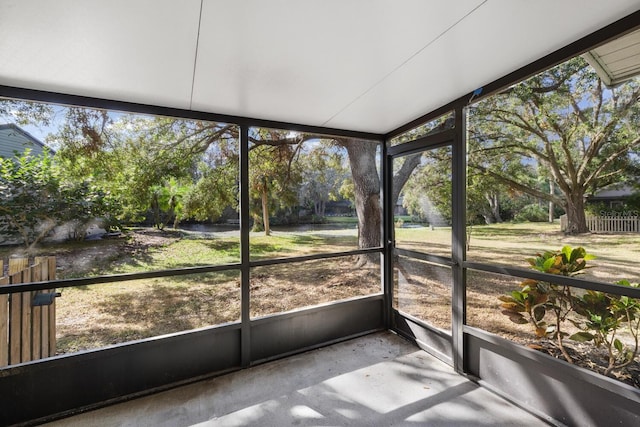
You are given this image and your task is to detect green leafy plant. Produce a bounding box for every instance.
[0,150,120,246]
[0,150,61,247]
[570,280,640,376]
[499,245,595,363]
[513,203,549,222]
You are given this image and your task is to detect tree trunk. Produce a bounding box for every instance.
[564,192,589,234]
[392,153,421,209]
[549,179,555,223]
[344,139,381,265]
[485,192,502,223]
[261,182,271,236]
[151,192,162,230]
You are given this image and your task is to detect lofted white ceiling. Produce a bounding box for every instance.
[0,0,639,134]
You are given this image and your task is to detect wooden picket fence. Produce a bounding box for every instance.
[0,257,57,367]
[561,215,640,233]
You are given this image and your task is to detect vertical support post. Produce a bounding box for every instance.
[31,264,41,361]
[9,272,22,365]
[0,260,8,367]
[20,266,32,363]
[239,124,251,367]
[382,138,394,329]
[47,257,57,357]
[451,105,467,373]
[34,258,50,358]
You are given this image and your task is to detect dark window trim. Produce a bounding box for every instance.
[0,247,383,295]
[464,262,640,300]
[0,85,384,142]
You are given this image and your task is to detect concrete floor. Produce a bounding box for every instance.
[43,332,553,427]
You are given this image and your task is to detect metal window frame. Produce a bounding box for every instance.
[386,125,457,365]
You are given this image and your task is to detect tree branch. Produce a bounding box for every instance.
[472,164,565,206]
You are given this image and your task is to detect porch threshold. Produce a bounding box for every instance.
[43,331,553,426]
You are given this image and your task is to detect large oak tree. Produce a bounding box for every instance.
[469,57,640,234]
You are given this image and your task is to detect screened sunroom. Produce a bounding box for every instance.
[1,1,640,426]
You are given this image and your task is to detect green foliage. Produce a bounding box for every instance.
[148,180,188,230]
[499,246,640,379]
[0,150,118,246]
[248,131,303,233]
[499,246,594,361]
[0,149,60,246]
[297,144,349,220]
[57,179,121,238]
[401,147,452,225]
[52,109,240,228]
[183,162,238,224]
[513,204,548,223]
[470,56,640,233]
[570,280,640,376]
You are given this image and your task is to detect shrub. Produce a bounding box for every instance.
[570,280,640,376]
[513,203,548,222]
[499,246,594,363]
[499,246,640,380]
[0,150,119,246]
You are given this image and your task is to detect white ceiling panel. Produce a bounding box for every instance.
[191,0,484,127]
[0,0,201,109]
[324,0,640,132]
[0,0,638,134]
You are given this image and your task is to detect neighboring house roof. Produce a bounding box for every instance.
[583,28,640,88]
[0,123,49,158]
[589,183,637,200]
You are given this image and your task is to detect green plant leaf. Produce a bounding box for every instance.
[511,290,525,302]
[542,256,556,272]
[614,338,623,353]
[569,332,594,342]
[569,247,585,263]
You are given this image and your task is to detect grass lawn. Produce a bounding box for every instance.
[393,220,640,388]
[1,226,369,354]
[2,220,639,386]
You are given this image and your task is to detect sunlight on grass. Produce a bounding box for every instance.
[147,238,240,269]
[5,221,640,364]
[394,226,451,244]
[56,272,241,353]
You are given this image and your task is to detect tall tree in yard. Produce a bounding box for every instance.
[339,138,381,256]
[297,144,348,220]
[249,139,302,235]
[469,57,640,234]
[3,100,414,264]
